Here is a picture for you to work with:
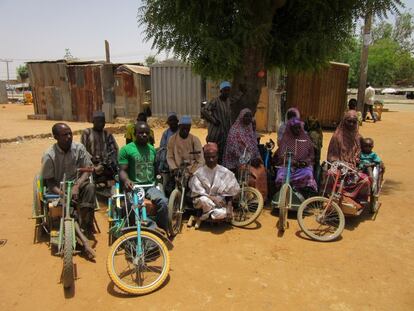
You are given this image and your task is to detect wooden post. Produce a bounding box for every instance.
[357,11,372,112]
[105,40,110,63]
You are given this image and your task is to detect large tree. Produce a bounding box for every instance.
[139,0,401,114]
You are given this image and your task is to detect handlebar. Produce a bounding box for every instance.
[77,167,94,173]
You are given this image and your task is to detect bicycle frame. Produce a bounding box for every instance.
[108,181,155,254]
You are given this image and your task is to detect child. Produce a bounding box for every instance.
[348,99,363,126]
[359,137,385,180]
[304,116,323,183]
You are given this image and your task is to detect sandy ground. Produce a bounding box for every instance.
[0,105,413,311]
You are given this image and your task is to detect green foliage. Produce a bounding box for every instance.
[367,38,399,86]
[333,36,361,87]
[139,0,402,81]
[144,55,158,66]
[16,64,28,80]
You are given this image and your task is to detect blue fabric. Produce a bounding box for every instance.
[160,128,176,148]
[219,81,231,90]
[145,186,168,231]
[179,115,192,125]
[359,152,381,169]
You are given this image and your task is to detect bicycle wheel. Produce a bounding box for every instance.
[297,196,345,242]
[107,230,170,295]
[277,184,290,232]
[231,186,264,227]
[62,220,74,288]
[168,189,182,236]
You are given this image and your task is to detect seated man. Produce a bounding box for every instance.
[118,121,169,233]
[189,143,240,221]
[167,115,204,175]
[80,111,119,183]
[41,123,96,256]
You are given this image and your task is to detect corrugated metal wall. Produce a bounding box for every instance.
[151,62,204,118]
[28,62,72,120]
[67,64,103,122]
[114,71,150,119]
[0,81,8,104]
[287,62,349,128]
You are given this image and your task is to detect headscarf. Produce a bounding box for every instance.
[223,108,260,170]
[285,107,300,122]
[276,117,314,165]
[277,107,301,145]
[327,110,361,167]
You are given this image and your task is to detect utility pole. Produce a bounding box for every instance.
[105,40,111,63]
[357,11,373,112]
[0,58,13,81]
[0,59,13,100]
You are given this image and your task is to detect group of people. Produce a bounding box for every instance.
[39,80,385,258]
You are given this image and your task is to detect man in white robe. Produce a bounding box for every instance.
[189,143,240,220]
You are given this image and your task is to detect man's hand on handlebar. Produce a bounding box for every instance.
[124,179,134,191]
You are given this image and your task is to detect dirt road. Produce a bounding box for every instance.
[0,106,413,311]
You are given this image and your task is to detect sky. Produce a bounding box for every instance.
[0,0,413,80]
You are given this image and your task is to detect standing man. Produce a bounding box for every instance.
[160,112,179,148]
[201,81,240,163]
[41,123,96,257]
[80,111,118,182]
[125,112,155,145]
[118,121,169,233]
[364,83,376,122]
[167,115,204,175]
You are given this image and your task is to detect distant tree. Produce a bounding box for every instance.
[139,0,402,115]
[144,55,158,66]
[333,36,361,87]
[367,38,399,86]
[393,11,414,52]
[63,48,76,61]
[16,64,28,80]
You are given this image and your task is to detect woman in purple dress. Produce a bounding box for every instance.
[273,117,317,193]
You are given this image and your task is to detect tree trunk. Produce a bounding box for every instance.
[230,0,285,121]
[231,47,266,121]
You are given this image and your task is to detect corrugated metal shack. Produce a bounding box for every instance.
[114,65,150,118]
[150,60,205,118]
[0,81,8,104]
[28,60,148,122]
[286,62,349,128]
[27,61,72,120]
[151,60,282,132]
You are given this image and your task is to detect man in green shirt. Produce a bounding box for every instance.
[119,121,168,232]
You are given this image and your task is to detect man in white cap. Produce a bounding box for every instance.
[80,111,119,183]
[167,115,204,175]
[201,81,242,163]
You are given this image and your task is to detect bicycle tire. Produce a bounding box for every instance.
[33,175,41,218]
[231,186,263,227]
[107,230,170,295]
[297,196,345,242]
[168,189,182,236]
[277,184,290,232]
[62,220,74,288]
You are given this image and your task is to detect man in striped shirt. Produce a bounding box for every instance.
[201,81,236,164]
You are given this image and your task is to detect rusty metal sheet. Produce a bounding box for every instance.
[287,62,349,128]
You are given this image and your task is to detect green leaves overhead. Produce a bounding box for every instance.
[139,0,402,79]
